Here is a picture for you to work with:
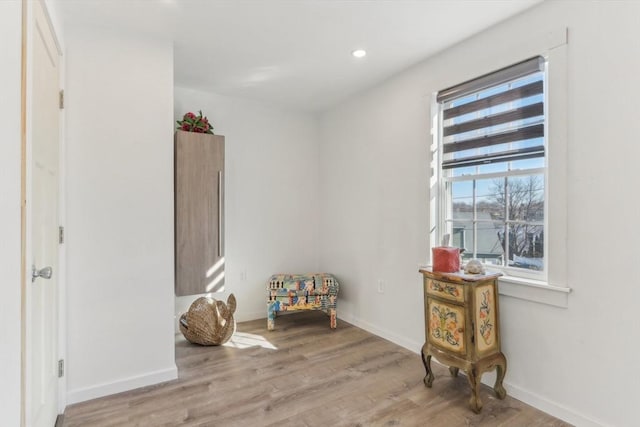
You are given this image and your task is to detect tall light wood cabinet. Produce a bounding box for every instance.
[175,130,225,296]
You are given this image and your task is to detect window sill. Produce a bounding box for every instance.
[498,275,571,308]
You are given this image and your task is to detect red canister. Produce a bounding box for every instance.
[432,246,461,273]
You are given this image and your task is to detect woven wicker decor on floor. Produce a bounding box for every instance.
[179,294,236,346]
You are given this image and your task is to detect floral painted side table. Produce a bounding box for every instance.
[419,267,507,413]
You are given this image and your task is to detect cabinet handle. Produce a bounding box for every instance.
[32,265,53,282]
[218,170,223,257]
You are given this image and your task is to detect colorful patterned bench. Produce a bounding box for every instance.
[267,273,339,330]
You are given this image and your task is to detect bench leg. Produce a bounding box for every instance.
[267,301,277,331]
[329,308,337,329]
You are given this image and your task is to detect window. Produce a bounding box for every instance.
[435,56,547,280]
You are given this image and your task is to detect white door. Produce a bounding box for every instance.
[26,1,61,426]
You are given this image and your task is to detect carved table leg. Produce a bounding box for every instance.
[449,366,459,377]
[421,349,434,387]
[493,353,507,399]
[466,368,482,413]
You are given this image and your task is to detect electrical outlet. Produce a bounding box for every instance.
[377,279,384,294]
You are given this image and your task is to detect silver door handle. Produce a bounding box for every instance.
[32,265,53,282]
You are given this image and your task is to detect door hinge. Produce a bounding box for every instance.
[59,89,64,109]
[58,359,64,378]
[59,226,64,244]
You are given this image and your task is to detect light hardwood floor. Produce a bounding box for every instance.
[63,312,571,426]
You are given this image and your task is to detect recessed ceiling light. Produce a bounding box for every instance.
[352,49,367,58]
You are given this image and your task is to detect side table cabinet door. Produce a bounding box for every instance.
[474,283,498,354]
[427,298,466,356]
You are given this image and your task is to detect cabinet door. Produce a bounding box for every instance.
[427,298,466,355]
[474,283,498,354]
[175,131,225,296]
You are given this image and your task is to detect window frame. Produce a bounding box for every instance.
[436,60,548,282]
[428,28,571,307]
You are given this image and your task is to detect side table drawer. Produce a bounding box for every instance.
[427,298,466,356]
[425,278,464,303]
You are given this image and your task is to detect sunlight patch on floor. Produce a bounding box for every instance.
[223,331,278,350]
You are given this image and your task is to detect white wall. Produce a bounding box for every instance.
[0,1,24,425]
[65,26,176,404]
[318,69,429,352]
[319,2,640,426]
[174,88,320,325]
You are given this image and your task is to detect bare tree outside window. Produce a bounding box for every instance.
[490,175,544,270]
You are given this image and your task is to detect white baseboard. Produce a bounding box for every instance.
[337,312,424,355]
[503,381,606,427]
[235,310,266,323]
[339,311,605,427]
[174,309,265,333]
[66,365,178,405]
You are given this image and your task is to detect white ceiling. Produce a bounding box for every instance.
[57,0,542,112]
